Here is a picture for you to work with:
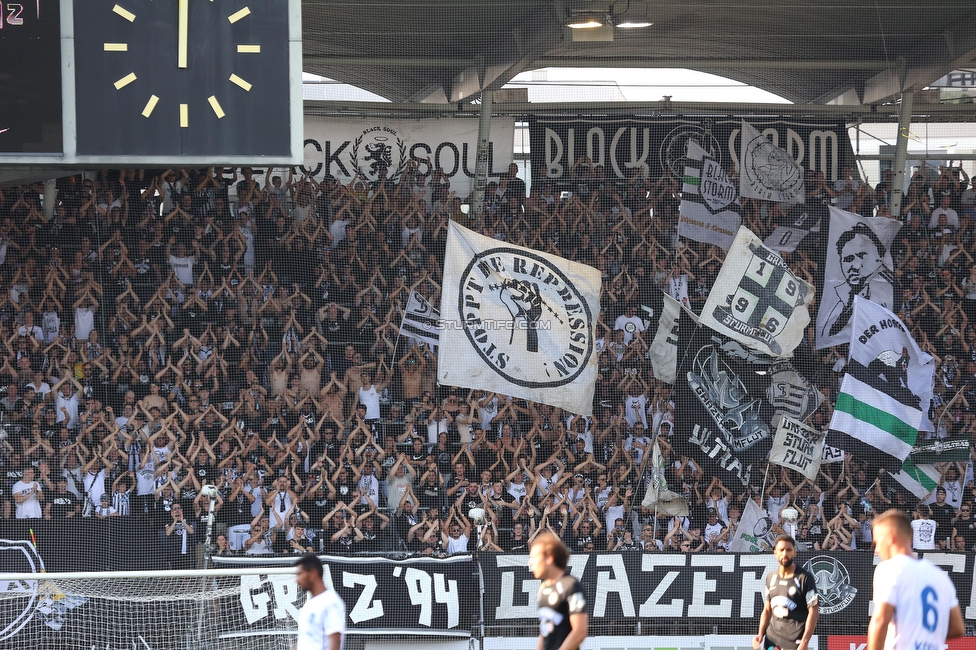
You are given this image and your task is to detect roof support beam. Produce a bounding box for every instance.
[302,98,976,120]
[533,59,893,70]
[829,12,976,105]
[304,57,479,68]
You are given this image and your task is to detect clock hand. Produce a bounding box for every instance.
[178,0,189,68]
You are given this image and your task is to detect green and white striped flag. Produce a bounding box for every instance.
[827,372,920,471]
[891,458,940,499]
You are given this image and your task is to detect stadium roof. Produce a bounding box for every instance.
[301,0,976,106]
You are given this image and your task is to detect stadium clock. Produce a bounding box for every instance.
[73,0,293,158]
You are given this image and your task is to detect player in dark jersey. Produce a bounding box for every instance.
[754,535,819,650]
[528,532,587,650]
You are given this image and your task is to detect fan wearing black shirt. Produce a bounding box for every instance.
[929,487,957,548]
[529,532,588,650]
[504,521,531,552]
[47,476,80,518]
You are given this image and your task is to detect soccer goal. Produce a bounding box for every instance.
[0,566,303,650]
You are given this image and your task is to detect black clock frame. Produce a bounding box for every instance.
[73,0,294,159]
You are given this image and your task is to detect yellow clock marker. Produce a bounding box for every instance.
[208,96,226,119]
[180,104,189,128]
[104,43,128,52]
[112,4,136,22]
[229,74,252,91]
[237,45,260,53]
[177,0,189,68]
[142,95,160,118]
[114,72,138,90]
[228,7,251,23]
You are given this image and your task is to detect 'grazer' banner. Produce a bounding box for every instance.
[480,552,976,632]
[528,118,853,184]
[302,116,516,194]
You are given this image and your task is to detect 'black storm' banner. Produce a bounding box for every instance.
[529,117,853,184]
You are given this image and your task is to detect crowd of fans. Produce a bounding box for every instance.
[2,158,976,567]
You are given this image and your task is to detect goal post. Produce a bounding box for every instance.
[0,566,301,650]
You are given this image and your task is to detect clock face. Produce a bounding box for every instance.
[74,0,291,158]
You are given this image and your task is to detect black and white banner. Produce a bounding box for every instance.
[673,311,776,487]
[438,221,601,415]
[302,117,516,194]
[0,549,476,649]
[528,117,853,183]
[218,554,475,634]
[729,499,775,553]
[481,551,976,629]
[649,292,691,385]
[768,416,826,481]
[400,290,441,349]
[822,442,846,463]
[739,121,805,204]
[699,227,814,358]
[677,140,741,249]
[847,295,934,432]
[765,360,825,423]
[764,226,810,253]
[816,206,901,349]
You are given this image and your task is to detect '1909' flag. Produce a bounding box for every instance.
[699,227,814,357]
[438,221,602,415]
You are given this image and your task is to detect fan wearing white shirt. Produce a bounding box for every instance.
[12,466,44,519]
[613,304,645,346]
[295,554,346,650]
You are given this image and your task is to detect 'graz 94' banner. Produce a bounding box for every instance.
[529,117,853,184]
[480,552,976,632]
[0,547,476,649]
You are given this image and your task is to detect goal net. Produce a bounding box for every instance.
[0,567,301,650]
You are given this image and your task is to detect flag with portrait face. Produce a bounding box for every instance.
[815,206,901,349]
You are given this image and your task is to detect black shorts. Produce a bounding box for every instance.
[763,634,799,650]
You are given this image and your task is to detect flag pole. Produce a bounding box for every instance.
[650,427,665,547]
[758,462,771,507]
[861,477,881,510]
[936,384,967,437]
